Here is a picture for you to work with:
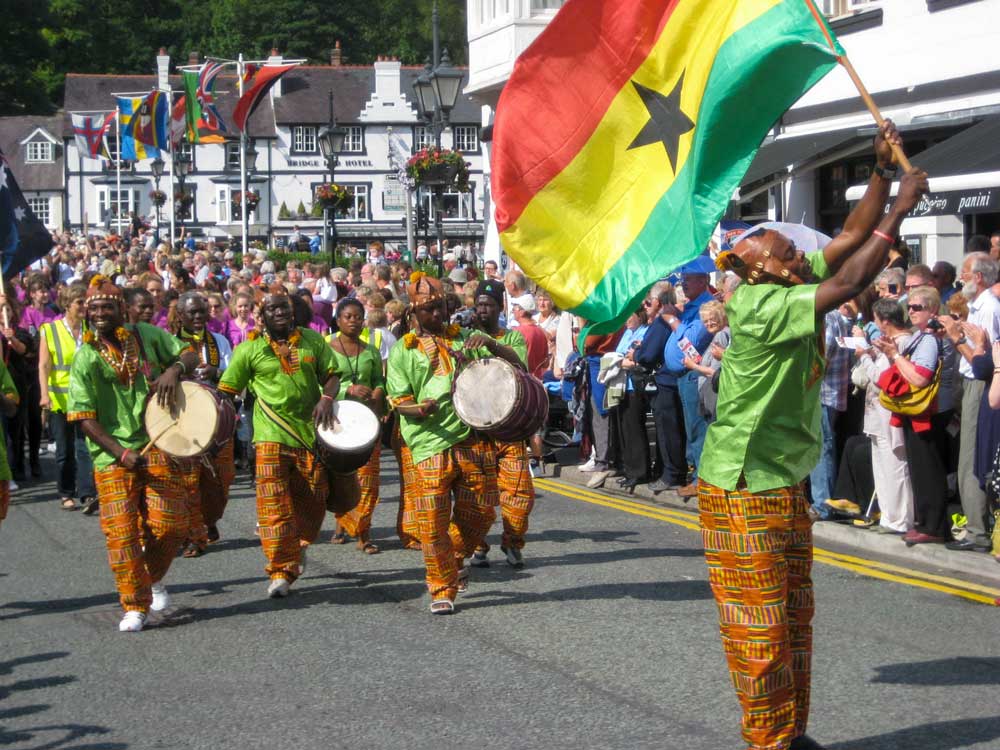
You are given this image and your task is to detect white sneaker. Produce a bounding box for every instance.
[267,578,290,598]
[578,458,598,472]
[8,480,17,492]
[150,583,170,612]
[119,611,146,632]
[586,470,610,489]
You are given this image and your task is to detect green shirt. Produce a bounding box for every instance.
[699,251,831,493]
[386,329,472,465]
[328,333,384,401]
[218,328,336,448]
[67,323,185,469]
[467,328,528,367]
[0,361,18,481]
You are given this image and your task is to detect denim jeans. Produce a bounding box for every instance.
[809,405,839,516]
[678,371,708,479]
[49,411,78,497]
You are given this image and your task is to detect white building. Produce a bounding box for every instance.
[0,117,65,231]
[58,49,486,250]
[466,0,1000,267]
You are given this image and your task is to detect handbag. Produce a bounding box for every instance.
[877,334,941,416]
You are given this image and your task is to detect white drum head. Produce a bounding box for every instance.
[317,400,380,452]
[453,358,517,429]
[144,381,220,458]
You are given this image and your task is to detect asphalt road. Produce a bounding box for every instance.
[2,457,1000,750]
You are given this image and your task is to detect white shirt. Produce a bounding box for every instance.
[960,289,1000,379]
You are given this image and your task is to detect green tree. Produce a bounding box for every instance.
[0,0,53,114]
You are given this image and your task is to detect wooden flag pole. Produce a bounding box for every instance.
[836,55,912,171]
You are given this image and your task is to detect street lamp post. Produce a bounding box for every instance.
[175,152,192,248]
[318,91,348,269]
[243,138,258,253]
[151,157,164,244]
[410,0,465,276]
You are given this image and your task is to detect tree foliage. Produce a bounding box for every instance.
[3,0,467,114]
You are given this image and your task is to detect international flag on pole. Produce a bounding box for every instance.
[170,94,188,148]
[232,63,298,132]
[491,0,844,333]
[70,112,115,158]
[0,149,53,279]
[125,90,169,151]
[196,60,228,133]
[116,96,160,160]
[182,69,226,144]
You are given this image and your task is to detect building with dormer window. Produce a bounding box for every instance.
[57,48,485,250]
[0,117,65,230]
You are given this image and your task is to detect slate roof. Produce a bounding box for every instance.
[0,116,64,191]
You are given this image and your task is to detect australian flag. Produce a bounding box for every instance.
[0,148,53,279]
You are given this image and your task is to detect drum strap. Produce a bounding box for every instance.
[256,398,314,452]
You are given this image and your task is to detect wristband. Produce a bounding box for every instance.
[174,360,187,376]
[320,394,334,402]
[120,449,132,465]
[872,230,895,243]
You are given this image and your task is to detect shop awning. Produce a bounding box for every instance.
[741,129,862,186]
[844,116,1000,213]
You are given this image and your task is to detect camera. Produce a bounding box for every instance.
[927,318,944,331]
[451,308,476,328]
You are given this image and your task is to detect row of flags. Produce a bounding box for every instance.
[69,60,298,160]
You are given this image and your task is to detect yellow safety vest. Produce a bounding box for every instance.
[42,319,82,413]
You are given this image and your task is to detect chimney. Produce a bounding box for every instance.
[156,48,170,92]
[374,57,402,103]
[188,51,200,66]
[267,48,284,98]
[330,40,342,67]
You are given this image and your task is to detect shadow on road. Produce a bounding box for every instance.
[828,716,1000,750]
[871,656,1000,686]
[458,578,712,610]
[0,650,126,749]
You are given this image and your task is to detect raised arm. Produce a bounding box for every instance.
[815,168,928,317]
[821,121,902,274]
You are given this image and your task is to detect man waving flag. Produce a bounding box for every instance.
[491,0,845,333]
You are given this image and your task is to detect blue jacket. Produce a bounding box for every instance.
[636,316,675,387]
[663,291,714,377]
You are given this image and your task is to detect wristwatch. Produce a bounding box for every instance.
[874,164,898,180]
[955,335,968,347]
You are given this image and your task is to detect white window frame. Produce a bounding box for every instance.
[530,0,564,14]
[27,197,51,225]
[216,185,257,224]
[180,141,194,161]
[292,126,317,153]
[453,126,479,153]
[420,185,476,222]
[97,187,140,223]
[225,142,241,169]
[343,126,364,153]
[414,126,434,150]
[26,141,53,163]
[334,185,368,221]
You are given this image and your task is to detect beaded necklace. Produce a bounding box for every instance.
[84,326,143,386]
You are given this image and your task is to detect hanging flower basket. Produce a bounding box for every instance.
[149,189,167,207]
[406,148,470,192]
[232,190,260,212]
[315,182,350,210]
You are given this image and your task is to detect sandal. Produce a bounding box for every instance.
[330,531,349,544]
[358,540,380,555]
[430,599,455,615]
[181,541,204,558]
[456,567,469,594]
[81,497,100,516]
[60,497,78,511]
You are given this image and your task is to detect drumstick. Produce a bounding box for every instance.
[141,419,178,456]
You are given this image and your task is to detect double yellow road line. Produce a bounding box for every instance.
[534,477,1000,607]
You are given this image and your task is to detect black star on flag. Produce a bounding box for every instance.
[0,148,52,280]
[627,73,695,173]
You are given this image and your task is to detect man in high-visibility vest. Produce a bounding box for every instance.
[38,282,97,513]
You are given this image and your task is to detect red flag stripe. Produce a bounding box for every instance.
[492,0,679,230]
[232,63,297,132]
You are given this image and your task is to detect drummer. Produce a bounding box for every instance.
[465,280,536,569]
[67,275,199,632]
[173,291,235,557]
[386,272,499,615]
[218,286,339,599]
[327,297,386,554]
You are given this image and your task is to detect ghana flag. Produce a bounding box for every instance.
[492,0,844,332]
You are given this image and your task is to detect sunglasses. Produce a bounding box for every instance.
[642,300,655,307]
[907,304,925,312]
